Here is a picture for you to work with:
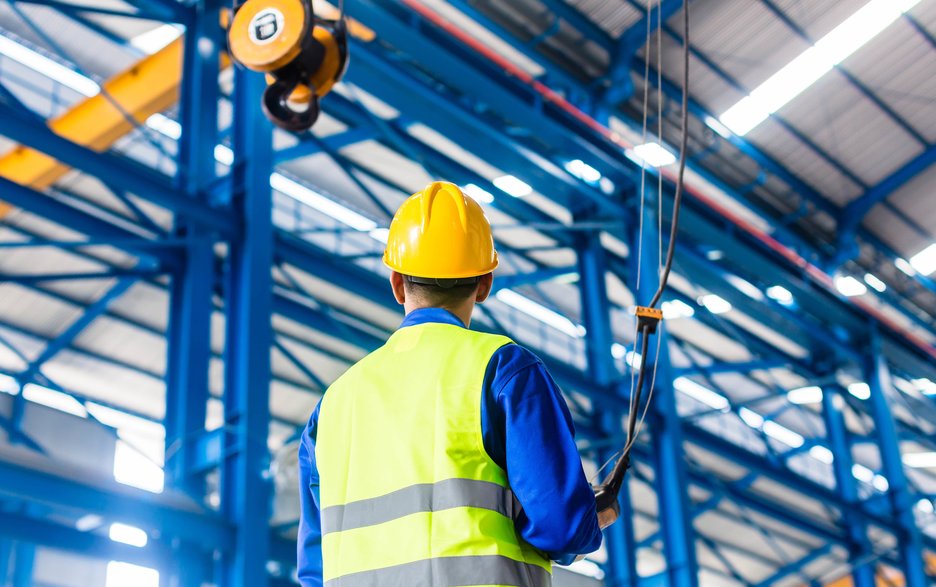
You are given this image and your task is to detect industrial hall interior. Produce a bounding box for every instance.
[1,0,936,585]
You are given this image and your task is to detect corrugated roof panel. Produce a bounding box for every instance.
[864,194,932,259]
[768,0,869,39]
[74,315,166,377]
[650,35,747,114]
[746,119,863,205]
[779,70,924,188]
[563,0,641,38]
[0,283,84,340]
[688,0,807,91]
[845,18,936,144]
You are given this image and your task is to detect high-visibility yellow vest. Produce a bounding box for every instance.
[316,322,553,586]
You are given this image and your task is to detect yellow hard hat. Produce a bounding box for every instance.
[383,181,498,279]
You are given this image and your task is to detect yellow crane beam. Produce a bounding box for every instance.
[0,38,184,216]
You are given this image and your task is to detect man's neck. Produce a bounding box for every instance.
[404,303,474,327]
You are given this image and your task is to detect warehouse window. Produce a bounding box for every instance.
[105,562,158,587]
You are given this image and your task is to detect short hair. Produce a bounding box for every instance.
[402,275,485,309]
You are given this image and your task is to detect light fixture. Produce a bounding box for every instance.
[463,183,495,204]
[739,407,765,428]
[903,452,936,468]
[109,523,148,548]
[719,0,923,135]
[917,499,935,514]
[611,343,627,360]
[766,285,794,305]
[834,275,867,297]
[495,289,585,338]
[625,351,642,370]
[368,228,389,244]
[909,243,936,275]
[673,377,729,410]
[847,382,871,400]
[130,24,183,55]
[661,299,695,319]
[895,257,916,276]
[787,385,823,404]
[809,445,835,464]
[705,249,724,261]
[727,275,764,300]
[698,294,732,314]
[564,159,602,183]
[106,562,159,587]
[0,373,19,395]
[22,385,88,418]
[912,378,936,395]
[214,145,235,166]
[631,142,676,167]
[145,114,182,140]
[113,440,164,494]
[270,174,378,232]
[0,34,100,97]
[493,175,532,198]
[863,273,887,292]
[762,421,805,448]
[703,115,732,138]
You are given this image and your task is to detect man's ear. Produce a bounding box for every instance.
[390,271,406,305]
[476,273,494,303]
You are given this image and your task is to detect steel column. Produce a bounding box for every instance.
[632,187,699,587]
[576,225,638,587]
[821,386,875,587]
[218,65,274,587]
[866,327,926,587]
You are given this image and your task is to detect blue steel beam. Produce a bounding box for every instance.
[601,0,682,108]
[836,144,936,263]
[576,220,638,586]
[865,328,927,587]
[632,186,699,587]
[822,385,875,587]
[219,66,274,587]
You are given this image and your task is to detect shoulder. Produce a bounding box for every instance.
[486,342,549,392]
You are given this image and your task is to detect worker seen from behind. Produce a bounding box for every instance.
[298,181,604,586]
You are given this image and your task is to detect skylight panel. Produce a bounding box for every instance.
[719,0,923,135]
[909,244,936,275]
[0,34,99,97]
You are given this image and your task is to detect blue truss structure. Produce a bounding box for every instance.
[0,0,934,586]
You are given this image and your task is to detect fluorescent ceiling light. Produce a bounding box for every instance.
[762,420,804,448]
[214,145,234,166]
[464,183,495,204]
[611,343,627,360]
[719,0,923,135]
[895,257,916,276]
[493,175,532,198]
[766,285,794,305]
[787,385,823,404]
[564,159,601,183]
[130,24,183,55]
[834,275,867,297]
[909,243,936,275]
[495,289,585,338]
[109,523,148,548]
[0,373,19,395]
[913,378,936,395]
[904,452,936,468]
[145,114,181,140]
[106,562,159,587]
[625,351,642,370]
[662,299,695,319]
[0,34,99,97]
[113,440,164,494]
[271,174,378,232]
[22,385,87,418]
[368,228,389,244]
[75,514,103,531]
[727,275,764,300]
[674,377,729,410]
[739,407,765,428]
[703,115,731,139]
[809,445,834,464]
[631,142,676,167]
[847,382,871,400]
[699,294,732,314]
[863,273,886,292]
[917,499,935,514]
[706,249,724,261]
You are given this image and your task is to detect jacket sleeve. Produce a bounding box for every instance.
[297,403,324,587]
[486,346,603,563]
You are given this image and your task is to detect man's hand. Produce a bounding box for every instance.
[597,506,619,529]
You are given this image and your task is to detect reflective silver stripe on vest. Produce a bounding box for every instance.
[324,555,550,587]
[322,478,515,534]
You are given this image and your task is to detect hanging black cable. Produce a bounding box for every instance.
[592,0,690,527]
